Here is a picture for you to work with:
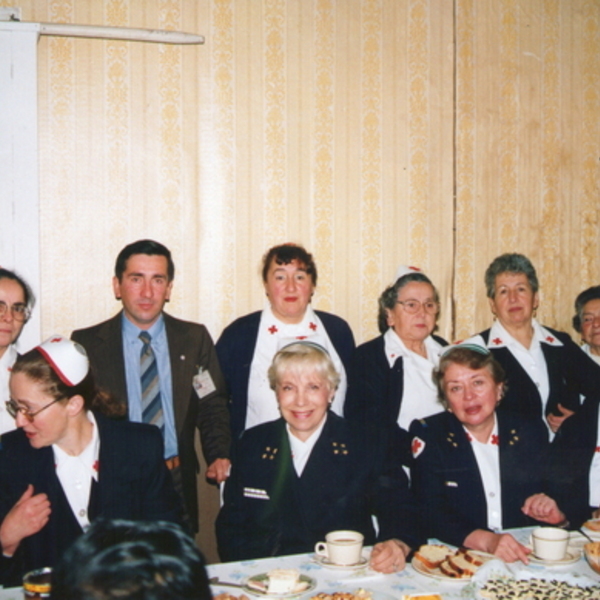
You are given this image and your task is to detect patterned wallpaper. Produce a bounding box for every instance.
[5,0,599,346]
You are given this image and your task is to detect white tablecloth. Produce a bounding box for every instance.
[208,528,600,600]
[1,528,598,599]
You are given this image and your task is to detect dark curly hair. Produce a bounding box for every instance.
[50,519,211,600]
[0,268,35,314]
[261,243,317,286]
[572,285,600,332]
[377,272,439,334]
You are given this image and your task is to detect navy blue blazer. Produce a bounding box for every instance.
[478,327,600,421]
[0,413,182,586]
[72,311,231,532]
[344,334,447,464]
[409,410,549,548]
[216,413,421,562]
[548,398,600,527]
[215,310,355,440]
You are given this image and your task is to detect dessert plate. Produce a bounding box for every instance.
[411,557,471,583]
[243,574,316,597]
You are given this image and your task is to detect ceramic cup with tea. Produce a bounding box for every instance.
[531,526,569,561]
[314,530,364,565]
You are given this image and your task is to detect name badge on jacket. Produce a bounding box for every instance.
[193,367,216,398]
[244,487,270,500]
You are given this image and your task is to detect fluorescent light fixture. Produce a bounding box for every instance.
[0,8,204,44]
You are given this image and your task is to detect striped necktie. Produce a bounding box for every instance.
[139,331,164,433]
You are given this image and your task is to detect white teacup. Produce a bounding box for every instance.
[531,527,569,561]
[314,530,364,565]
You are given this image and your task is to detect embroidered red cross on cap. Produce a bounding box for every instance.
[35,335,89,386]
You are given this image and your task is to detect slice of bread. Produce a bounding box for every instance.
[438,560,463,578]
[457,547,486,567]
[414,544,452,569]
[447,553,477,577]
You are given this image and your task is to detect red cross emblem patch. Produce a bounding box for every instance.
[412,437,425,458]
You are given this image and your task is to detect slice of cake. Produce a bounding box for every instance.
[267,569,303,594]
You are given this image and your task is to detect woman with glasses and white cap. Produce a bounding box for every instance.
[344,266,447,466]
[0,268,35,435]
[409,344,566,563]
[0,335,182,586]
[217,341,421,572]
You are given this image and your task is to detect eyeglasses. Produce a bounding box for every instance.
[582,314,600,325]
[0,301,30,322]
[396,300,440,315]
[5,398,62,422]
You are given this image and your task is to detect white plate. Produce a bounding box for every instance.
[567,531,600,550]
[583,518,600,533]
[527,548,581,566]
[312,554,369,571]
[411,556,473,583]
[310,591,395,600]
[243,574,316,598]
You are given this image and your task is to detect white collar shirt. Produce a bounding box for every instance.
[53,411,100,530]
[582,343,600,366]
[464,416,502,531]
[246,305,347,431]
[469,319,562,437]
[0,346,18,435]
[287,414,327,477]
[590,410,600,507]
[383,328,445,430]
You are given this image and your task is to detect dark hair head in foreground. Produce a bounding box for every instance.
[50,519,211,600]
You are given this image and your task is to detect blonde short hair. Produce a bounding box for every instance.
[268,342,340,391]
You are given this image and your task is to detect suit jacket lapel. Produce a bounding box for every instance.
[541,343,569,414]
[97,314,128,406]
[445,414,489,526]
[495,347,542,412]
[164,313,193,435]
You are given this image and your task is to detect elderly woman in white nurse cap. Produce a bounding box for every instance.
[0,335,181,587]
[345,265,448,467]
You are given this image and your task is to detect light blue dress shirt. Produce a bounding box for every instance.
[121,313,178,459]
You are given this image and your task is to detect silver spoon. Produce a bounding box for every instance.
[579,528,596,543]
[209,577,245,589]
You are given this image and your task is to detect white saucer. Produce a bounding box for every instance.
[528,548,581,566]
[243,574,316,597]
[313,554,369,570]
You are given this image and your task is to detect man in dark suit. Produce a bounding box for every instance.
[72,240,231,532]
